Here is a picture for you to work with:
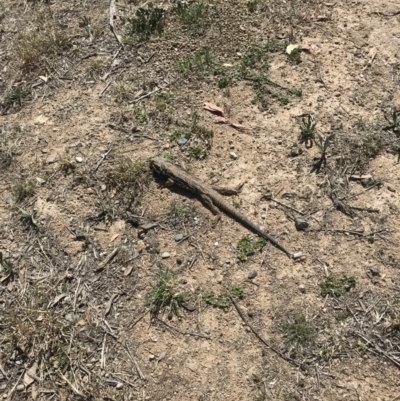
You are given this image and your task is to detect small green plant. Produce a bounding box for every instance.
[170,130,192,142]
[299,115,316,147]
[16,27,71,71]
[0,133,17,168]
[12,178,35,202]
[128,5,165,39]
[1,85,31,112]
[149,268,185,316]
[218,76,231,89]
[135,111,148,123]
[106,158,150,206]
[79,16,92,38]
[320,275,356,297]
[311,133,333,173]
[355,118,367,131]
[284,314,315,346]
[166,200,185,218]
[205,285,243,308]
[188,146,206,159]
[236,235,266,262]
[174,0,209,32]
[384,109,400,135]
[362,133,383,158]
[18,207,38,228]
[247,0,258,12]
[162,152,173,161]
[59,158,76,175]
[288,46,302,64]
[95,203,114,223]
[0,252,13,275]
[177,47,214,76]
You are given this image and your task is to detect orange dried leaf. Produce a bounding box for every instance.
[203,102,225,116]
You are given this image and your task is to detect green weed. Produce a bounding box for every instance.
[106,158,150,207]
[205,285,243,308]
[128,5,165,39]
[188,146,206,159]
[288,46,302,64]
[362,133,383,158]
[299,115,316,147]
[320,275,356,297]
[174,0,209,33]
[16,27,71,71]
[94,203,115,223]
[247,0,258,13]
[1,85,32,112]
[149,268,185,317]
[12,178,35,202]
[237,235,266,262]
[284,314,315,346]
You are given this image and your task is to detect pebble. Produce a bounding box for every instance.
[295,219,309,231]
[16,384,25,391]
[170,217,179,226]
[248,270,257,279]
[175,234,184,242]
[299,284,306,293]
[36,177,46,184]
[229,152,238,160]
[177,138,188,146]
[161,252,170,259]
[76,156,83,163]
[116,383,123,389]
[369,265,380,276]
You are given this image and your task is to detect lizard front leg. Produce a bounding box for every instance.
[200,194,221,226]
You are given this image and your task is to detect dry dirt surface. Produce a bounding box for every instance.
[1,0,400,400]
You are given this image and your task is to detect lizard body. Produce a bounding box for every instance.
[150,157,294,258]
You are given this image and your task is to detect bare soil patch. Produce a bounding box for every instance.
[1,1,400,400]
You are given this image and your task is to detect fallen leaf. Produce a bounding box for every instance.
[104,293,118,316]
[214,116,229,124]
[230,122,245,130]
[39,76,48,83]
[124,265,134,276]
[203,102,225,116]
[49,293,67,308]
[109,233,120,243]
[23,362,38,387]
[134,89,144,99]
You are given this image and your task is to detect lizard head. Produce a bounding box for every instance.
[149,157,167,175]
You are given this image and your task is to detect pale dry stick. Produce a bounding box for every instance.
[229,295,302,368]
[58,370,83,396]
[93,147,113,172]
[130,87,161,104]
[155,316,210,339]
[344,181,381,201]
[124,343,146,380]
[354,332,400,369]
[101,334,107,369]
[265,196,305,216]
[6,369,24,401]
[99,80,112,97]
[365,296,383,315]
[109,0,124,48]
[73,278,81,312]
[96,247,119,272]
[110,373,136,388]
[0,363,9,380]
